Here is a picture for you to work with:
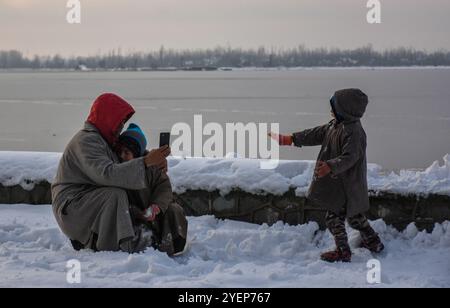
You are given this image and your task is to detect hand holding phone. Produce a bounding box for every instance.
[144,146,171,170]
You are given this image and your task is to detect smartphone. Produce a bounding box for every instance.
[159,132,171,147]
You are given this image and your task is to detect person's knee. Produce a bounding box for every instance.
[168,202,185,215]
[101,187,128,203]
[325,211,343,229]
[348,214,369,230]
[97,188,130,217]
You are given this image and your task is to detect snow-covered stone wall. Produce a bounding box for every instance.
[1,151,449,197]
[1,152,449,231]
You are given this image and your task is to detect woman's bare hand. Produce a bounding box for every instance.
[144,145,171,171]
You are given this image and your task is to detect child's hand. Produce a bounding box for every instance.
[268,132,293,146]
[315,161,331,178]
[143,204,161,222]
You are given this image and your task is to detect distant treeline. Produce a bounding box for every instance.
[1,45,450,69]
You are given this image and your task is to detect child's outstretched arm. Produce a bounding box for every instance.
[293,123,330,147]
[269,123,330,147]
[268,132,293,146]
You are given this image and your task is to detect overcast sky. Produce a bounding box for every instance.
[1,0,449,56]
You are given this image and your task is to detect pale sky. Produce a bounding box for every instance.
[1,0,449,56]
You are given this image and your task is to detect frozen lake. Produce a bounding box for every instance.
[0,68,449,170]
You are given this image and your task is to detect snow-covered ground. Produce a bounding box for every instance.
[0,151,449,197]
[0,204,448,288]
[1,152,449,287]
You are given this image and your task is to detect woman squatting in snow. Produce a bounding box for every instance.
[270,88,384,263]
[51,93,187,255]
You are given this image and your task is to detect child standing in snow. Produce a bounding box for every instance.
[270,88,384,262]
[117,123,188,256]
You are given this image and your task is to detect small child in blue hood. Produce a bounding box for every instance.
[118,123,148,161]
[117,123,188,256]
[117,123,163,222]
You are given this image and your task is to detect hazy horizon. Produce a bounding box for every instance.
[1,0,450,57]
[3,45,449,60]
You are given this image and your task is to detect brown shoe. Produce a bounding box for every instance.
[321,248,352,263]
[361,235,385,253]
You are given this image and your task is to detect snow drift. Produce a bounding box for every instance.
[0,204,448,288]
[0,151,449,197]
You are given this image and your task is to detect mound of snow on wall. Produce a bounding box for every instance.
[0,152,61,190]
[0,151,449,197]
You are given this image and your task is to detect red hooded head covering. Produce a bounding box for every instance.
[87,93,135,145]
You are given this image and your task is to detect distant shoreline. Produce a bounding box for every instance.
[1,66,450,73]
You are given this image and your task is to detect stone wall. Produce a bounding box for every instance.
[174,189,450,232]
[2,182,450,231]
[0,182,52,205]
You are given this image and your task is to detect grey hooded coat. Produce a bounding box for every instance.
[293,88,370,217]
[52,121,149,251]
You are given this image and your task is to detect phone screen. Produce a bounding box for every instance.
[159,132,171,147]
